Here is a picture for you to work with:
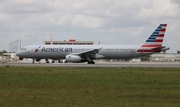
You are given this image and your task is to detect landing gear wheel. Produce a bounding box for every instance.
[87,60,95,64]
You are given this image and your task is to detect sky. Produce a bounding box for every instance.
[0,0,180,53]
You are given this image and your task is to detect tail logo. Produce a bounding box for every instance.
[138,24,167,53]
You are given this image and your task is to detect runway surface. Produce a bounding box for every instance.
[1,62,180,68]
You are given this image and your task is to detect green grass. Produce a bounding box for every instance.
[0,67,180,107]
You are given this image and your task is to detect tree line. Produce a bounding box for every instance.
[0,50,7,56]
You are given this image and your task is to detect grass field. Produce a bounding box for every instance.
[0,67,180,107]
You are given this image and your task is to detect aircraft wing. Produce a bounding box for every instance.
[71,47,103,58]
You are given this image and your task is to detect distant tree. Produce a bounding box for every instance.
[2,50,7,53]
[0,50,7,56]
[177,50,180,54]
[139,55,150,61]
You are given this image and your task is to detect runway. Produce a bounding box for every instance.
[1,62,180,68]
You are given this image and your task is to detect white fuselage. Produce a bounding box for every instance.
[16,45,152,59]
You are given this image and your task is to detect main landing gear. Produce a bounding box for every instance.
[87,60,95,64]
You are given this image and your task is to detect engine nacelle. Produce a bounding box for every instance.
[66,55,82,62]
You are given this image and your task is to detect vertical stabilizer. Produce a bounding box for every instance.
[141,24,167,48]
[138,24,167,53]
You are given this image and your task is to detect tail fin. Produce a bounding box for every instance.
[137,24,167,53]
[141,24,167,48]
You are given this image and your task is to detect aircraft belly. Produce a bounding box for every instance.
[30,52,65,59]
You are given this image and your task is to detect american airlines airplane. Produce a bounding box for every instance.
[16,24,169,64]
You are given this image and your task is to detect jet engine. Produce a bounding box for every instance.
[65,55,83,62]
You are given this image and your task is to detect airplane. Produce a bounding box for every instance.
[16,24,170,64]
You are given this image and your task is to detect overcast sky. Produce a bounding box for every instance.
[0,0,180,53]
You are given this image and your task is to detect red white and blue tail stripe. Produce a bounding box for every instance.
[137,24,167,53]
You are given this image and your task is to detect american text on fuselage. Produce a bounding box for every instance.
[41,47,72,53]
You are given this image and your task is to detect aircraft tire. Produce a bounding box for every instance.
[88,61,95,64]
